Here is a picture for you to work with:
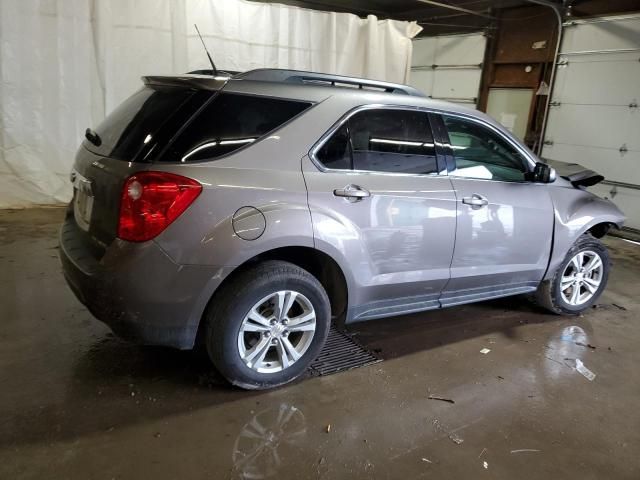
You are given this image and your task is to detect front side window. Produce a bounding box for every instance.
[166,93,312,162]
[443,115,530,182]
[315,109,438,175]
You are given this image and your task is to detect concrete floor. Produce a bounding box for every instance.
[1,207,639,479]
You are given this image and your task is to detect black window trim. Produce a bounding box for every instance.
[432,111,538,183]
[309,104,448,177]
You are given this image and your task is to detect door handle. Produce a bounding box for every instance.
[333,184,371,201]
[462,194,489,208]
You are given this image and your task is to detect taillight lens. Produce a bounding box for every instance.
[118,171,202,242]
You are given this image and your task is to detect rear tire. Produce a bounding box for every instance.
[535,233,610,315]
[205,260,330,390]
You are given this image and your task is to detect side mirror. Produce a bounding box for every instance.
[527,162,556,183]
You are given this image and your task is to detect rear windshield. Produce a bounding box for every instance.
[85,86,197,160]
[161,93,312,162]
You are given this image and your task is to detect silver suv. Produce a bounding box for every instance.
[60,69,624,389]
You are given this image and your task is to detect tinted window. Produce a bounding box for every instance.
[315,109,438,175]
[87,86,196,161]
[349,110,437,174]
[315,124,351,169]
[443,115,529,182]
[167,93,312,162]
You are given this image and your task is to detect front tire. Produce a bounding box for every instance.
[535,233,610,315]
[205,261,330,390]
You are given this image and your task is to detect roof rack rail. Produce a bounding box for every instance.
[234,69,425,97]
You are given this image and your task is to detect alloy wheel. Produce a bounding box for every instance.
[238,290,316,373]
[560,250,603,306]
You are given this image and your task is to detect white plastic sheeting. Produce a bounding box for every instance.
[0,0,100,207]
[0,0,421,207]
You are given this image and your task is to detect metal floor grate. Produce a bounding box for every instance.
[308,327,382,377]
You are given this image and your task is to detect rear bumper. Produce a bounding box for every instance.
[59,213,230,349]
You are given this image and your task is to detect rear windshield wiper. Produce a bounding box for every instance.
[85,128,102,147]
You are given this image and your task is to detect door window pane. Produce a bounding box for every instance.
[443,115,529,182]
[314,109,438,174]
[348,110,437,174]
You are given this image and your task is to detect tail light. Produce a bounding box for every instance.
[118,171,202,242]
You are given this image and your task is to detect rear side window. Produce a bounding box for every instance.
[166,93,312,162]
[315,109,438,175]
[87,86,196,161]
[315,124,351,169]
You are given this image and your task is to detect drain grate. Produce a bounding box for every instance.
[308,327,382,377]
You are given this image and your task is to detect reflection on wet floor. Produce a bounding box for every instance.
[1,208,640,479]
[233,404,306,479]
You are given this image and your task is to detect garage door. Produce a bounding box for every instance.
[541,14,640,231]
[410,33,486,108]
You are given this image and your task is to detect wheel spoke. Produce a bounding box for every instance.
[287,322,315,332]
[584,255,602,273]
[583,276,599,287]
[287,311,315,326]
[287,311,315,332]
[570,283,581,304]
[243,322,270,333]
[278,337,301,369]
[283,337,301,361]
[284,291,298,320]
[245,337,271,367]
[247,308,271,327]
[583,277,600,292]
[561,276,575,290]
[274,291,287,320]
[583,281,597,294]
[275,339,291,369]
[570,255,581,271]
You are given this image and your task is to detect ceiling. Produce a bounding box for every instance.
[249,0,563,36]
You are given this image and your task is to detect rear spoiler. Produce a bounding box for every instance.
[141,74,230,91]
[545,159,605,188]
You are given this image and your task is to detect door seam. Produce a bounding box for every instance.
[437,175,458,307]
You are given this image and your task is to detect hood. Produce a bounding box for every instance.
[545,159,605,188]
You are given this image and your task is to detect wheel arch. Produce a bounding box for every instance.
[545,188,624,281]
[194,246,350,347]
[586,221,616,239]
[545,216,621,281]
